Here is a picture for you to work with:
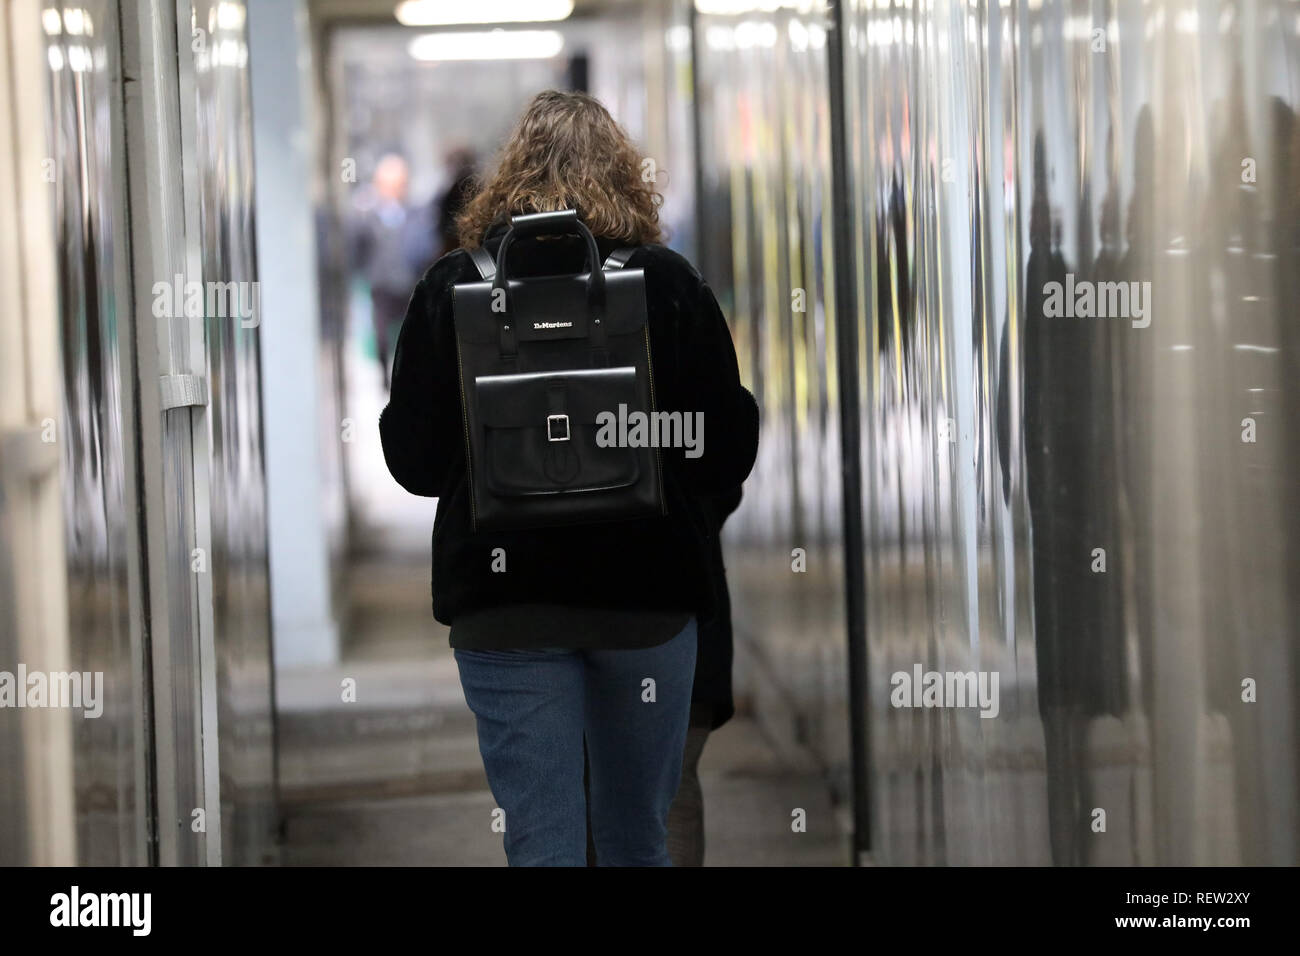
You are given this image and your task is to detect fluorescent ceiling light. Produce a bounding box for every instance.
[695,0,820,14]
[45,8,94,36]
[61,8,87,35]
[408,29,565,61]
[215,1,246,31]
[396,0,574,26]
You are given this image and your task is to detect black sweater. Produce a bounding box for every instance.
[378,224,759,647]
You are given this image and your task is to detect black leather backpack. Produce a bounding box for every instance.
[452,210,666,531]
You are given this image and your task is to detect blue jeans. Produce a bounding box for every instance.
[454,618,697,866]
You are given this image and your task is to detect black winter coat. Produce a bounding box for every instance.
[695,485,743,728]
[379,222,760,642]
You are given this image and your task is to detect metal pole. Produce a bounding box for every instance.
[824,0,872,865]
[688,0,706,269]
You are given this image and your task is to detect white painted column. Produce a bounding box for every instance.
[248,0,339,667]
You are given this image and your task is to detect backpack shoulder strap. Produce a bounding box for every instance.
[602,247,637,271]
[467,245,496,280]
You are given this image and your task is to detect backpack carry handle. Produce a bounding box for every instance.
[507,209,579,238]
[491,210,607,324]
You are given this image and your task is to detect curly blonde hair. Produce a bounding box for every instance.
[457,90,663,248]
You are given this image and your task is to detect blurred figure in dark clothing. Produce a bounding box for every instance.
[349,153,423,390]
[435,146,478,258]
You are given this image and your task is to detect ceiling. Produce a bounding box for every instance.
[306,0,636,27]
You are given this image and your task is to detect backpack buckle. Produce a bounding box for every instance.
[547,414,570,442]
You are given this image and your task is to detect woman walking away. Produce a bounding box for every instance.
[379,90,759,866]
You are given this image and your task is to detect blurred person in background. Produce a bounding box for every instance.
[434,146,478,258]
[403,146,477,273]
[349,153,424,390]
[379,91,759,866]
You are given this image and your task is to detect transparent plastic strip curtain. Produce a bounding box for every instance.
[694,4,853,811]
[39,0,146,866]
[842,0,1300,865]
[185,0,276,866]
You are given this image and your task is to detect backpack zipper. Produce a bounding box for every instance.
[452,287,478,531]
[643,324,667,515]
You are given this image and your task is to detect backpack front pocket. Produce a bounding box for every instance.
[474,366,642,497]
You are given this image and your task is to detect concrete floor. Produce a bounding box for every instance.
[276,556,848,866]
